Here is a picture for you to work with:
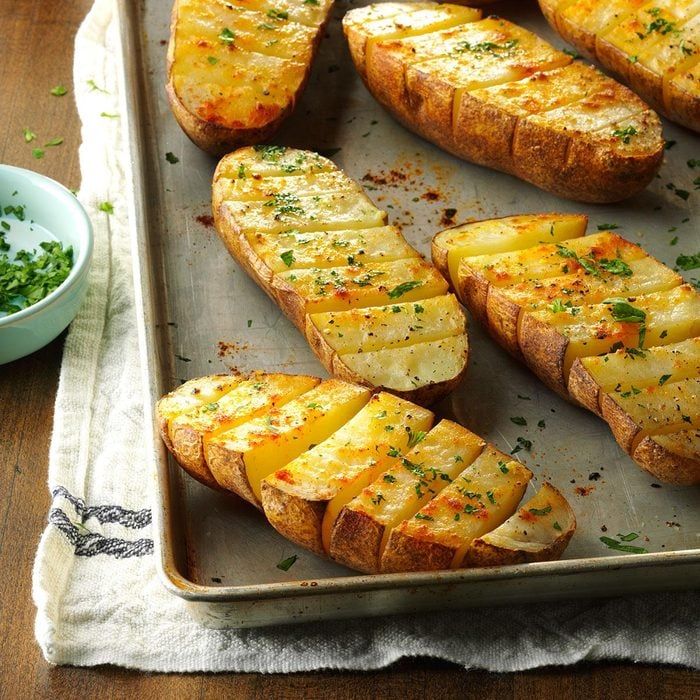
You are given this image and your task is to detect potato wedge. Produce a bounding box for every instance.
[261,392,435,555]
[344,3,664,202]
[166,0,333,154]
[157,371,577,570]
[466,483,576,567]
[155,373,243,449]
[539,0,700,131]
[633,430,700,485]
[205,379,371,506]
[329,420,486,573]
[568,337,700,414]
[213,146,469,403]
[381,447,532,572]
[433,213,700,483]
[167,372,319,487]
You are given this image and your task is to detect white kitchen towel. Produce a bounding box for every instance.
[32,0,700,672]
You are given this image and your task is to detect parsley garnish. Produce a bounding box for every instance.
[600,536,647,554]
[659,374,672,386]
[603,298,646,347]
[22,128,36,143]
[219,27,235,44]
[510,416,527,426]
[276,554,298,571]
[267,8,289,20]
[86,79,108,93]
[165,152,179,164]
[676,252,700,270]
[414,513,433,521]
[498,460,509,473]
[552,521,562,531]
[387,280,422,299]
[50,85,68,96]
[207,56,219,65]
[406,427,426,449]
[280,250,295,267]
[383,473,397,484]
[98,201,114,215]
[529,505,552,516]
[511,437,532,455]
[612,125,638,144]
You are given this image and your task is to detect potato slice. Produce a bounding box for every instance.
[245,226,418,275]
[601,376,700,454]
[540,0,700,130]
[344,3,663,201]
[432,213,588,291]
[632,430,700,485]
[261,392,434,555]
[205,380,371,506]
[214,147,469,403]
[155,374,243,449]
[167,0,333,154]
[168,373,319,487]
[381,448,532,572]
[308,294,466,355]
[568,337,700,414]
[519,284,700,395]
[466,483,576,567]
[330,420,485,573]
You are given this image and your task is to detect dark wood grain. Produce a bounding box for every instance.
[0,1,698,697]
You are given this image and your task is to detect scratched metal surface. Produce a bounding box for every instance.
[134,0,699,598]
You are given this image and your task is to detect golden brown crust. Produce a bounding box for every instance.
[456,267,490,326]
[632,435,700,486]
[567,357,603,415]
[599,391,642,454]
[260,480,327,556]
[168,423,221,490]
[485,287,524,359]
[465,530,574,567]
[517,313,570,397]
[328,507,384,573]
[380,527,455,573]
[204,441,261,508]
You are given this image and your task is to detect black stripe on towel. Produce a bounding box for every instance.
[51,485,152,529]
[49,507,153,559]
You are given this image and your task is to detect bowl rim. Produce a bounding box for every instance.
[0,164,94,328]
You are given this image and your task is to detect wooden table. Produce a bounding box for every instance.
[0,1,698,697]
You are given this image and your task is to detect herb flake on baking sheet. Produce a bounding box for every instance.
[98,201,114,215]
[86,79,108,93]
[510,437,532,455]
[165,152,179,164]
[32,148,45,159]
[597,223,619,230]
[23,128,36,143]
[44,137,63,148]
[676,252,700,270]
[510,416,527,426]
[276,554,298,571]
[600,536,648,554]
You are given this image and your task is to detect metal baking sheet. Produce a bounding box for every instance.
[118,0,700,628]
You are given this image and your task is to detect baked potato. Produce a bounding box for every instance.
[157,371,577,572]
[213,146,469,404]
[433,213,700,484]
[539,0,700,132]
[343,2,664,203]
[166,0,333,155]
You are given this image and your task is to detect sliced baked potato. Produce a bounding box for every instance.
[433,213,700,484]
[157,371,577,572]
[539,0,700,131]
[213,146,469,404]
[344,2,664,202]
[466,482,576,567]
[166,0,333,154]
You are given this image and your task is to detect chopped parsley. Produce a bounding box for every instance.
[612,125,638,144]
[207,56,219,65]
[549,298,581,315]
[165,152,179,164]
[618,532,640,542]
[676,252,700,270]
[600,535,647,554]
[498,460,509,474]
[510,416,527,426]
[387,280,422,299]
[219,27,235,45]
[23,128,36,143]
[98,201,114,215]
[0,228,74,315]
[511,437,532,455]
[454,38,519,57]
[604,298,646,347]
[276,554,298,571]
[383,473,397,483]
[659,374,672,386]
[406,427,426,449]
[529,505,552,516]
[50,85,68,96]
[414,513,433,521]
[267,8,289,20]
[280,250,295,267]
[264,192,304,218]
[86,79,108,93]
[371,493,385,506]
[597,223,619,230]
[598,258,632,277]
[552,521,562,531]
[32,148,44,160]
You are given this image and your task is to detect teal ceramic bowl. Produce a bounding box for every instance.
[0,165,93,364]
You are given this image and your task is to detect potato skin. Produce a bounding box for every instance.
[329,507,384,573]
[567,358,604,415]
[599,392,642,454]
[260,480,327,557]
[485,287,525,359]
[517,313,570,398]
[167,423,222,490]
[465,530,574,568]
[380,527,455,573]
[632,436,700,486]
[204,441,261,508]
